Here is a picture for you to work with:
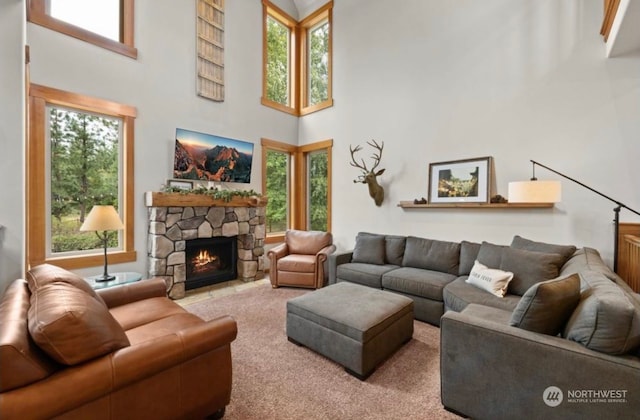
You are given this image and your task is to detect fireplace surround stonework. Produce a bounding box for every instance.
[145,192,267,299]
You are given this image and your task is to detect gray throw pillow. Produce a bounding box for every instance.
[563,270,640,355]
[402,236,460,275]
[511,235,577,266]
[352,234,385,265]
[459,241,481,276]
[476,241,506,269]
[509,274,580,335]
[384,235,406,266]
[500,247,565,296]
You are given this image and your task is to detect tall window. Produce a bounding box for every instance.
[265,15,293,108]
[262,138,332,242]
[28,0,137,58]
[300,4,332,114]
[306,149,329,231]
[28,84,137,269]
[48,107,120,254]
[262,0,333,116]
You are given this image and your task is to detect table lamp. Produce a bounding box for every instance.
[80,205,124,282]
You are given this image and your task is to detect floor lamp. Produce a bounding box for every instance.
[509,160,640,272]
[80,205,124,282]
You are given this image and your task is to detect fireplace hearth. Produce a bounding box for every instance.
[185,237,237,290]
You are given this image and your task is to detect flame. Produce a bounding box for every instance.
[193,249,218,268]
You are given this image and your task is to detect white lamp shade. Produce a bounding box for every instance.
[80,205,124,231]
[508,181,562,203]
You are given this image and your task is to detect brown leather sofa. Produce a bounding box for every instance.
[0,264,237,419]
[268,230,336,289]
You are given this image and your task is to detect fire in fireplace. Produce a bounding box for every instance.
[185,236,237,290]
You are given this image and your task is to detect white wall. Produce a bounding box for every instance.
[0,1,26,294]
[299,0,640,266]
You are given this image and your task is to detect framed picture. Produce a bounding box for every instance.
[167,179,193,191]
[428,156,492,203]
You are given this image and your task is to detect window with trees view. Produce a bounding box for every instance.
[262,138,332,242]
[27,84,136,270]
[262,0,333,116]
[48,107,120,254]
[27,0,137,59]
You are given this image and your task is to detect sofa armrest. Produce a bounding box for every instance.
[440,305,640,420]
[328,250,353,285]
[98,278,167,308]
[267,243,289,261]
[0,315,238,419]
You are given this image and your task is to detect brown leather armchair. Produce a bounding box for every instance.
[268,230,336,289]
[0,264,237,420]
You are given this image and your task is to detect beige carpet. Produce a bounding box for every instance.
[185,284,460,420]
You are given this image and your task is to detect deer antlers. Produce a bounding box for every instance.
[349,139,386,206]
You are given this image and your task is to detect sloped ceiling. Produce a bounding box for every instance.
[608,0,640,56]
[292,0,327,19]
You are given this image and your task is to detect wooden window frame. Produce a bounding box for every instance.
[261,138,296,244]
[27,0,137,59]
[261,0,298,115]
[299,2,333,115]
[299,140,333,231]
[261,0,333,116]
[261,138,332,243]
[27,84,137,270]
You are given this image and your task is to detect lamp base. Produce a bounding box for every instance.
[94,274,116,282]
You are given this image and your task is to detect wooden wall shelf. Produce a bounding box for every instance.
[398,201,554,209]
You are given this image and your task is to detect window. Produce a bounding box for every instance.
[28,84,137,269]
[300,3,333,114]
[262,138,332,241]
[27,0,137,59]
[262,139,295,242]
[304,147,331,231]
[262,0,333,116]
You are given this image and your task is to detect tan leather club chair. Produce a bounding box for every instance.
[268,230,336,289]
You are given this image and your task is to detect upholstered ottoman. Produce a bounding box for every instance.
[286,282,414,379]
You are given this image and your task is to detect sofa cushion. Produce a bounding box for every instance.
[563,270,640,355]
[500,248,565,296]
[402,236,460,275]
[336,263,399,289]
[509,274,580,335]
[352,233,386,265]
[560,247,619,281]
[286,230,332,254]
[443,277,521,313]
[277,254,316,273]
[0,280,59,393]
[466,260,514,298]
[511,235,577,266]
[26,263,106,307]
[459,241,481,276]
[28,282,130,365]
[357,232,407,265]
[381,267,456,301]
[476,241,506,268]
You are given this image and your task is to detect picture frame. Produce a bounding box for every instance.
[167,179,193,191]
[428,156,492,204]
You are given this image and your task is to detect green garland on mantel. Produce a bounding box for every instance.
[161,185,263,202]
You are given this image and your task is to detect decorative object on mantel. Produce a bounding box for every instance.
[490,194,508,203]
[349,139,386,206]
[161,184,263,202]
[197,0,225,101]
[428,156,492,204]
[509,159,640,271]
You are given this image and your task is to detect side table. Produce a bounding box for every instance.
[86,271,143,290]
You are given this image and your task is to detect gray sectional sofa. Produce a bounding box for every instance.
[329,232,640,419]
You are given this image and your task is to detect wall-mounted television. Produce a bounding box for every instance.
[173,128,254,184]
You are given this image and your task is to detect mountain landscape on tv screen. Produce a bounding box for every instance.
[173,139,253,183]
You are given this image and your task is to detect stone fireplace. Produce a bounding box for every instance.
[145,192,267,299]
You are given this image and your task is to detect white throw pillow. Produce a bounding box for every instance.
[466,260,514,297]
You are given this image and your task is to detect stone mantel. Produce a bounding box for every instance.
[145,191,267,208]
[144,191,267,299]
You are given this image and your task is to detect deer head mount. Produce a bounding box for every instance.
[349,139,385,206]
